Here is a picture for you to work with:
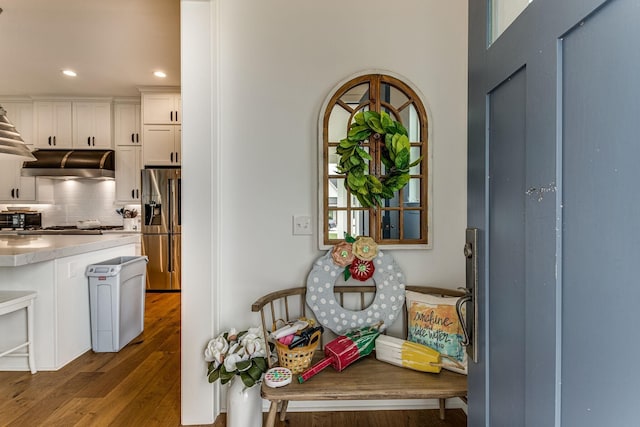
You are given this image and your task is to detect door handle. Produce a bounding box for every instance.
[457,228,479,363]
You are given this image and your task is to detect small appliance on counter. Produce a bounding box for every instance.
[0,210,42,230]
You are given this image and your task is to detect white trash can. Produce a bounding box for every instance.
[86,256,148,352]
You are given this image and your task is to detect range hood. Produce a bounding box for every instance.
[21,149,115,179]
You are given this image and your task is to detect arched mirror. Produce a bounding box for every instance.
[319,73,431,248]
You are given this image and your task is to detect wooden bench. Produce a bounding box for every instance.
[252,286,468,427]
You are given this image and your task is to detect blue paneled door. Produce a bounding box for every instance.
[467,0,640,426]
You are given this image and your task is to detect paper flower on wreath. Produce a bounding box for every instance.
[331,241,355,267]
[352,236,378,261]
[331,234,379,281]
[349,258,375,281]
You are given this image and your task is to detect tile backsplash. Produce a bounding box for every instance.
[1,180,140,228]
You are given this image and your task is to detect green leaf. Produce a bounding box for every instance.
[380,111,393,130]
[394,121,408,136]
[247,362,264,381]
[345,234,356,243]
[252,357,267,372]
[355,146,372,160]
[380,186,395,199]
[380,153,394,170]
[409,155,423,168]
[367,117,385,134]
[367,175,383,193]
[395,148,410,170]
[219,365,235,382]
[397,134,410,151]
[235,360,251,372]
[363,111,379,123]
[208,368,221,383]
[354,112,366,125]
[344,267,352,281]
[240,372,256,388]
[347,172,366,189]
[348,128,371,141]
[339,138,357,149]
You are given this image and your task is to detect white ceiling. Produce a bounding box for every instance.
[0,0,180,98]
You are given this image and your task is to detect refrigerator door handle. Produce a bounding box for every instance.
[167,234,173,272]
[177,178,181,226]
[168,179,173,233]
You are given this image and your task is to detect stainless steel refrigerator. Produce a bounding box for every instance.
[141,168,181,290]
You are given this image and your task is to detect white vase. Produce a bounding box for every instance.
[226,377,262,427]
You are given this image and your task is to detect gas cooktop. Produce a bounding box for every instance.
[17,225,124,235]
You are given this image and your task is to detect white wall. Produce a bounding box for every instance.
[181,0,468,423]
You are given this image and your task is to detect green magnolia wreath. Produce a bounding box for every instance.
[336,110,423,208]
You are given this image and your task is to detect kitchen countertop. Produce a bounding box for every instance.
[0,234,140,267]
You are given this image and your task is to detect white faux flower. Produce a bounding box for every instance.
[223,353,244,372]
[204,335,229,365]
[240,328,267,358]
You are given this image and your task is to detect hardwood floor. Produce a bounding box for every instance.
[0,292,467,426]
[0,292,181,426]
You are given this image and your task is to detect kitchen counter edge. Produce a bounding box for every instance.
[0,234,140,267]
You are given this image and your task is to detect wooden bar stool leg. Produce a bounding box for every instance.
[439,398,446,420]
[279,400,289,421]
[27,299,36,374]
[265,400,279,427]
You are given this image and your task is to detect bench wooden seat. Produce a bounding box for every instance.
[252,285,468,427]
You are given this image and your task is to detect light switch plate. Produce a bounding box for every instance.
[293,215,312,235]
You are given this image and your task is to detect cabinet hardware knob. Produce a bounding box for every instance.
[48,136,52,146]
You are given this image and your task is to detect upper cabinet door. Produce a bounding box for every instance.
[142,93,181,124]
[114,103,141,146]
[72,102,112,149]
[1,102,34,145]
[34,101,73,148]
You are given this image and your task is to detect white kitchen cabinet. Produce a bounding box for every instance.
[0,241,136,371]
[142,93,181,124]
[0,102,37,201]
[142,125,181,166]
[114,102,141,146]
[1,101,34,145]
[0,156,36,202]
[115,145,142,202]
[72,102,112,149]
[33,101,73,148]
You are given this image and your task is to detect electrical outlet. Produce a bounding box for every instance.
[293,215,312,235]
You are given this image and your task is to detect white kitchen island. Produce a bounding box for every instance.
[0,233,140,371]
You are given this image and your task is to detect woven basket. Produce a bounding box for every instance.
[274,330,321,374]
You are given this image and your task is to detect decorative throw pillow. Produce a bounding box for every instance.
[405,290,467,375]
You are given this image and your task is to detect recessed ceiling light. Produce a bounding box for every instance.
[62,69,77,77]
[154,71,167,78]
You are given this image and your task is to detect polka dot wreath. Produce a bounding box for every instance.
[306,240,406,334]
